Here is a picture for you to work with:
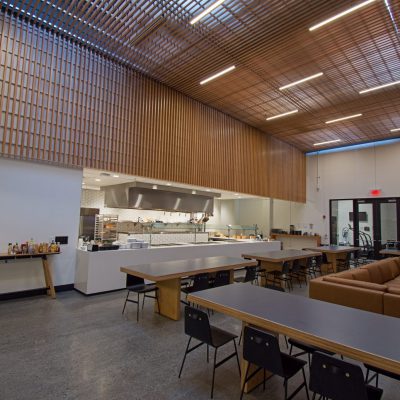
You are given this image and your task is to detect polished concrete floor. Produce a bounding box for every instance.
[0,284,398,400]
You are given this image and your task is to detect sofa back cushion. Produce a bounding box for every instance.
[351,268,371,282]
[387,287,400,295]
[361,262,386,284]
[323,276,387,292]
[385,258,400,278]
[335,270,354,279]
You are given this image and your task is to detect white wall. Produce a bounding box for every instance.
[273,141,400,244]
[0,158,82,293]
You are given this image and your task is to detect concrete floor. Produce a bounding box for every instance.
[0,284,398,400]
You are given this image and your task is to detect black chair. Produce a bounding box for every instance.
[122,275,159,322]
[289,259,308,287]
[181,272,210,300]
[365,363,400,389]
[234,266,258,284]
[301,257,317,279]
[336,253,351,271]
[212,269,230,287]
[310,352,383,400]
[288,339,335,368]
[241,326,309,400]
[322,253,335,274]
[267,261,293,291]
[310,255,323,276]
[178,306,240,398]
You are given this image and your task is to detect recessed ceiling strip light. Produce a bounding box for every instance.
[266,109,298,121]
[391,128,400,132]
[200,65,235,85]
[190,0,226,25]
[309,0,376,31]
[359,80,400,94]
[279,72,324,90]
[314,139,342,146]
[325,113,362,124]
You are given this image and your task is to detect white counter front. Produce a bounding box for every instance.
[74,241,280,294]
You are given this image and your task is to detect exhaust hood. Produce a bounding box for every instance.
[103,182,220,214]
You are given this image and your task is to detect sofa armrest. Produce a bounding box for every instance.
[383,293,400,318]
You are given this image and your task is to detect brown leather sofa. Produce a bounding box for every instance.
[309,257,400,317]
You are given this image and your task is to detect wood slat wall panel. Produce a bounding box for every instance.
[0,13,305,202]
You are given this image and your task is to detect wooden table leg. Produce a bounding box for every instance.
[326,253,338,273]
[42,255,56,299]
[156,278,181,321]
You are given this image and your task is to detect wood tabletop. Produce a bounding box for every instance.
[188,284,400,375]
[120,256,257,282]
[306,245,360,254]
[242,249,321,262]
[380,249,400,256]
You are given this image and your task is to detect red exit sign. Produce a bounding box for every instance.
[370,189,382,196]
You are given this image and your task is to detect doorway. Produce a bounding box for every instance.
[330,198,400,259]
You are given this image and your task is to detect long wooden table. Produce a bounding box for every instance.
[120,256,257,321]
[0,252,59,299]
[380,249,400,257]
[188,284,400,387]
[306,245,360,272]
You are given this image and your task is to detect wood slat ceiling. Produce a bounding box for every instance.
[2,0,400,151]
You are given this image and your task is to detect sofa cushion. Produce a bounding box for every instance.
[351,268,371,282]
[377,263,395,282]
[385,279,400,289]
[384,293,400,318]
[392,257,400,270]
[361,264,385,284]
[335,270,354,279]
[386,258,400,277]
[323,276,387,292]
[387,287,400,295]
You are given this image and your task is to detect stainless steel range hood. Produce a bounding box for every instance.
[103,182,220,214]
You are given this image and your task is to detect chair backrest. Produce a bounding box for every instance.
[243,326,283,376]
[322,253,329,264]
[213,270,230,287]
[305,257,313,268]
[310,352,369,400]
[126,274,145,286]
[281,261,291,274]
[291,259,301,272]
[265,284,285,292]
[184,306,212,345]
[315,255,323,267]
[192,273,210,291]
[244,266,257,282]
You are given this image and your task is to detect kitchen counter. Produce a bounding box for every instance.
[74,240,280,294]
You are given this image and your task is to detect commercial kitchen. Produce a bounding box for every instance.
[1,1,400,399]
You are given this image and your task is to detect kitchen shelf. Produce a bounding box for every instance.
[95,214,118,243]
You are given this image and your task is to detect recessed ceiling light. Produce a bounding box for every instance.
[192,190,197,194]
[200,66,235,85]
[190,0,226,25]
[206,189,211,192]
[112,174,119,178]
[309,0,376,31]
[325,113,362,124]
[234,193,239,196]
[266,109,298,121]
[152,185,158,190]
[279,72,324,90]
[314,139,342,146]
[166,183,172,186]
[391,128,400,132]
[95,178,101,182]
[359,80,400,94]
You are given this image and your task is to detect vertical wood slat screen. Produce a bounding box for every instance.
[0,13,305,202]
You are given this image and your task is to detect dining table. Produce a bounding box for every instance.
[306,245,360,272]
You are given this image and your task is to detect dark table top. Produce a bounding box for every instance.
[306,245,360,254]
[242,249,321,262]
[188,284,400,374]
[120,256,257,281]
[380,249,400,256]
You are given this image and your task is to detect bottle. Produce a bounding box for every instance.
[50,240,57,252]
[8,243,13,255]
[14,243,20,254]
[28,238,35,254]
[39,243,43,253]
[56,242,60,252]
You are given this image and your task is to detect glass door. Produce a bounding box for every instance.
[379,199,398,248]
[355,200,375,259]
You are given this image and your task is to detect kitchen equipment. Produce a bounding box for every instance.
[87,244,99,252]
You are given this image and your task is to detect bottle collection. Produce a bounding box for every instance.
[7,239,60,255]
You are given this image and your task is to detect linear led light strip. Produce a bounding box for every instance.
[266,109,298,121]
[309,0,376,31]
[200,65,235,85]
[359,80,400,94]
[190,0,226,25]
[314,139,341,146]
[325,113,362,124]
[391,128,400,132]
[279,72,324,90]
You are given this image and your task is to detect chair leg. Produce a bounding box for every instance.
[207,345,209,363]
[122,291,130,314]
[142,292,146,310]
[136,293,140,322]
[289,343,293,355]
[211,348,218,399]
[233,339,241,375]
[240,363,250,400]
[284,378,288,400]
[302,366,310,400]
[155,290,160,313]
[284,336,288,349]
[178,337,192,378]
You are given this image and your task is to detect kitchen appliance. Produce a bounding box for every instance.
[79,208,99,240]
